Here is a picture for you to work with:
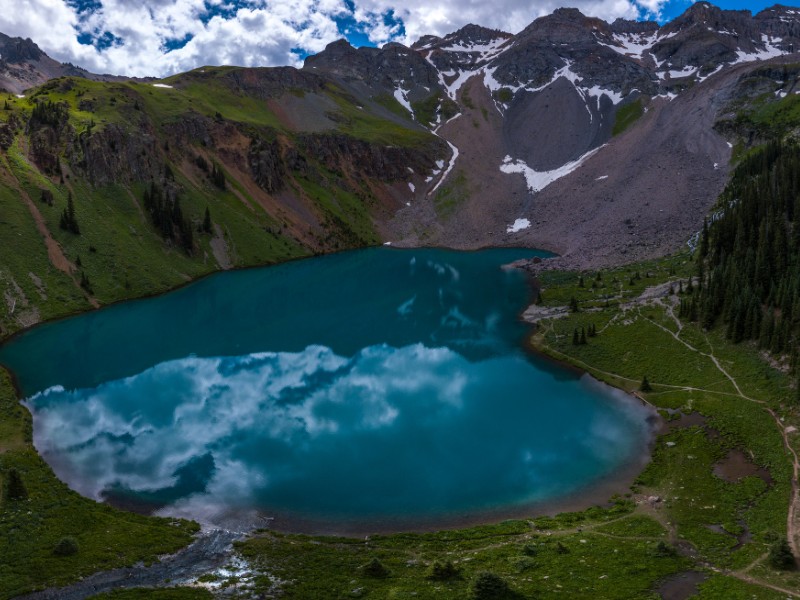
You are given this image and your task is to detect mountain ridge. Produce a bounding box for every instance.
[2,2,800,335]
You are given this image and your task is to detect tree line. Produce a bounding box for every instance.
[142,182,194,253]
[693,140,800,376]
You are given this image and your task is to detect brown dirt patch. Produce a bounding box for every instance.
[657,570,708,600]
[713,449,773,484]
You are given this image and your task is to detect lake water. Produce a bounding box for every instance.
[0,248,654,533]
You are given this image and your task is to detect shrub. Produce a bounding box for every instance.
[361,557,389,578]
[496,88,513,103]
[654,541,677,557]
[768,538,796,570]
[428,560,460,581]
[472,571,511,600]
[53,537,79,556]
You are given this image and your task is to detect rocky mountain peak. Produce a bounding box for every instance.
[517,7,614,45]
[660,1,754,36]
[610,18,659,35]
[440,24,512,47]
[0,34,44,64]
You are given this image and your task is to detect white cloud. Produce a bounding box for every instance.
[0,0,667,78]
[359,0,656,45]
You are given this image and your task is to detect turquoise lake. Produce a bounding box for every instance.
[0,248,654,533]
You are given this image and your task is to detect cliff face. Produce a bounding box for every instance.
[301,2,800,268]
[0,59,448,336]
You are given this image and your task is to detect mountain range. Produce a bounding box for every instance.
[2,2,800,334]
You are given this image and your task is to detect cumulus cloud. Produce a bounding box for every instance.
[27,344,652,528]
[1,0,669,78]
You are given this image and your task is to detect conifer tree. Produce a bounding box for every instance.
[768,538,795,570]
[580,327,587,345]
[202,207,212,234]
[640,376,652,392]
[211,163,226,189]
[572,328,579,346]
[4,468,28,501]
[59,192,79,234]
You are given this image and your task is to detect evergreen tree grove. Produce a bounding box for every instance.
[142,183,194,253]
[695,140,800,371]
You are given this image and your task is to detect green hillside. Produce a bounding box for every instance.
[0,70,444,338]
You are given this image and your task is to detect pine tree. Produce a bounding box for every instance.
[580,327,587,345]
[59,192,79,234]
[428,561,460,581]
[202,207,212,234]
[211,163,226,189]
[79,271,92,293]
[5,468,28,501]
[362,557,389,578]
[768,538,795,570]
[569,297,579,313]
[640,376,652,392]
[471,572,511,600]
[699,217,709,258]
[572,328,579,346]
[53,537,79,557]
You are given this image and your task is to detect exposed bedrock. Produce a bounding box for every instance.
[504,77,615,171]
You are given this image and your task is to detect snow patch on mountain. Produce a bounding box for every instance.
[430,141,460,194]
[394,87,413,115]
[500,146,602,194]
[440,37,509,63]
[733,35,785,63]
[506,218,531,233]
[599,32,658,59]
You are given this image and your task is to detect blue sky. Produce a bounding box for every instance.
[1,0,797,77]
[659,0,798,20]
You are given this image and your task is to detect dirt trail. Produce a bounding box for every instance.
[613,285,800,581]
[535,280,800,592]
[1,159,99,308]
[637,295,800,569]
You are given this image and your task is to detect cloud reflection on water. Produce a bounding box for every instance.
[27,342,651,527]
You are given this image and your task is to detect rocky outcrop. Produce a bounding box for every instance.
[304,39,442,108]
[755,5,800,51]
[213,67,325,99]
[72,124,162,185]
[299,133,446,181]
[0,36,43,64]
[610,19,659,35]
[248,137,286,193]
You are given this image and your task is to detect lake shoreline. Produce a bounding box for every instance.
[4,247,659,540]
